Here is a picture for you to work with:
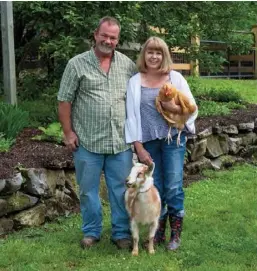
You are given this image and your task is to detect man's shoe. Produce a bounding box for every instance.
[112,238,132,250]
[80,236,100,249]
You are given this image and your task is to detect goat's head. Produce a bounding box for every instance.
[126,162,155,189]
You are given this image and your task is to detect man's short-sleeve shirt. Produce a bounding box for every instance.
[58,48,136,154]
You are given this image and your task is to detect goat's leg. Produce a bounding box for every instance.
[131,219,139,256]
[148,220,159,254]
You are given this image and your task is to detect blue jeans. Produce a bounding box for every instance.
[73,146,132,240]
[143,133,186,219]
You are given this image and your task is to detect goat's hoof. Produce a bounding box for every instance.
[132,250,138,256]
[148,249,155,254]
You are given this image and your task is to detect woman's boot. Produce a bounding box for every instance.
[167,215,183,251]
[153,213,168,245]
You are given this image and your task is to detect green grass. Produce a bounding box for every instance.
[1,164,257,271]
[197,78,257,104]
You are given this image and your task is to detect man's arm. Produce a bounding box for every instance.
[58,101,78,151]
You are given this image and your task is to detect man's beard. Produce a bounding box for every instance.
[97,43,113,54]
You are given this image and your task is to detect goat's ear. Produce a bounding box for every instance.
[147,162,155,177]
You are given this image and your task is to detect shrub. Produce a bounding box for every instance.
[0,133,15,152]
[0,102,29,139]
[198,101,231,117]
[32,122,63,144]
[187,77,244,104]
[208,87,242,103]
[19,99,58,127]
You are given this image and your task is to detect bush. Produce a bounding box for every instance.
[208,87,242,103]
[0,133,15,152]
[187,77,244,104]
[198,101,231,117]
[0,102,29,139]
[19,99,58,127]
[32,122,64,144]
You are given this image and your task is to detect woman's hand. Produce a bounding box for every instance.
[134,142,153,166]
[161,98,182,114]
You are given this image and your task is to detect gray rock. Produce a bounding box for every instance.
[13,204,46,228]
[218,134,229,154]
[239,132,257,146]
[238,122,254,132]
[206,135,224,158]
[240,146,257,158]
[6,191,39,214]
[0,173,23,195]
[0,180,6,193]
[222,125,238,135]
[188,139,207,162]
[210,158,222,170]
[185,157,212,175]
[0,217,14,235]
[0,199,8,217]
[21,168,66,198]
[198,128,212,139]
[228,137,243,155]
[212,125,222,134]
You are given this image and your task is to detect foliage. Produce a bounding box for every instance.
[0,164,256,270]
[2,1,255,82]
[0,102,29,139]
[0,133,15,152]
[19,99,58,127]
[32,122,63,144]
[193,78,257,104]
[198,100,231,117]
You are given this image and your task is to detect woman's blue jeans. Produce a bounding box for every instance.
[143,133,186,219]
[73,146,132,241]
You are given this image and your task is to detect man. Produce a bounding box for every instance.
[57,16,136,250]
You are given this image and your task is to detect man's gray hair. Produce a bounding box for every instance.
[95,16,121,32]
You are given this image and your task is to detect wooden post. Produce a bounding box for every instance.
[190,35,200,77]
[1,1,17,105]
[251,25,257,79]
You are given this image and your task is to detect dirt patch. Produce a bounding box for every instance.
[0,104,257,181]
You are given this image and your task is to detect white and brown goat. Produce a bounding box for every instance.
[125,162,161,256]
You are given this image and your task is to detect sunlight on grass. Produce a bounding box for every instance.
[199,79,257,104]
[0,164,257,271]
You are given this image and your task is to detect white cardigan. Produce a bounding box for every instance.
[125,70,198,144]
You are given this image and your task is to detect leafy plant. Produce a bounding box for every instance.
[208,87,243,103]
[198,100,231,117]
[0,102,29,139]
[32,122,63,144]
[19,99,58,127]
[0,133,15,152]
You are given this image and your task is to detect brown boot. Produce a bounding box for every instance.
[80,236,100,249]
[167,215,183,251]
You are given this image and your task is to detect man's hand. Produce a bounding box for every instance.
[64,131,79,152]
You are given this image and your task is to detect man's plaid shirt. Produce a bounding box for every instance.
[58,48,136,154]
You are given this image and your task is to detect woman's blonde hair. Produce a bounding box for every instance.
[137,37,173,73]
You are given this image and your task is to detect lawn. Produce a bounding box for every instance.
[197,78,257,104]
[1,164,257,271]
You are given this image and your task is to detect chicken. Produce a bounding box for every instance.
[155,82,197,146]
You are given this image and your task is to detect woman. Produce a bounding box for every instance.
[125,37,198,251]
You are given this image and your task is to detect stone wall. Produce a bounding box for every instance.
[1,121,257,236]
[185,121,257,175]
[0,168,79,235]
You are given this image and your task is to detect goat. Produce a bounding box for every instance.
[125,162,161,256]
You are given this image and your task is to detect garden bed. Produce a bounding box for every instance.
[0,104,257,180]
